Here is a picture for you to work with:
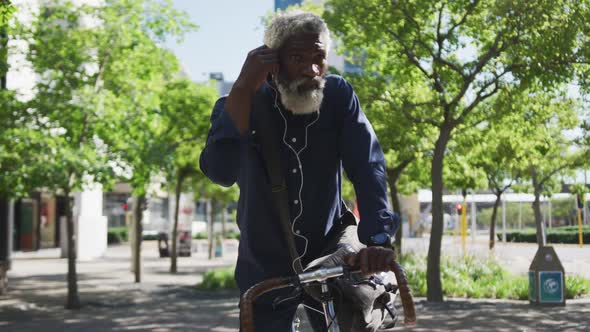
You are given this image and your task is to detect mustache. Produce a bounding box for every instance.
[279,76,325,94]
[294,77,325,92]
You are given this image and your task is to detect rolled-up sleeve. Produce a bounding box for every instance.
[199,97,245,187]
[339,81,400,244]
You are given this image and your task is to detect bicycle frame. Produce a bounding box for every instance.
[298,266,347,331]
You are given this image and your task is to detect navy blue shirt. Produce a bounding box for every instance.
[199,75,399,292]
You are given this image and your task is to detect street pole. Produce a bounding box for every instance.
[549,199,552,229]
[519,201,522,230]
[540,197,547,227]
[584,193,588,225]
[8,200,13,266]
[502,195,506,242]
[461,196,467,256]
[577,208,584,248]
[471,192,476,244]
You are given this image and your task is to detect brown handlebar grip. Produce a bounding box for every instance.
[391,261,417,326]
[239,277,293,332]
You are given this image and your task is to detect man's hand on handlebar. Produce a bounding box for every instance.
[343,246,397,276]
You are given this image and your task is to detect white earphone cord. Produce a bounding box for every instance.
[270,85,320,274]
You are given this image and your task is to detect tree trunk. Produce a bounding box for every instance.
[531,167,546,247]
[489,192,502,250]
[221,205,227,239]
[532,191,546,247]
[170,170,184,273]
[1,25,7,90]
[387,172,403,257]
[132,195,144,283]
[0,28,8,296]
[0,197,8,295]
[0,264,6,295]
[208,200,216,260]
[427,128,451,302]
[64,188,80,309]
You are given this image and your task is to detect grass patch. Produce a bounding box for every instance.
[193,232,208,240]
[566,274,590,299]
[400,253,590,300]
[195,254,590,299]
[198,267,237,290]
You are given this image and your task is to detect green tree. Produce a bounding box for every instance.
[25,2,119,308]
[19,0,194,306]
[158,78,218,272]
[90,0,195,283]
[0,0,15,28]
[325,0,588,301]
[190,173,238,260]
[451,89,534,249]
[348,73,434,254]
[516,90,588,246]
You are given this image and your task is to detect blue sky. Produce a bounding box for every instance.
[165,0,275,83]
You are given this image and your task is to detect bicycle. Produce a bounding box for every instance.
[240,261,416,332]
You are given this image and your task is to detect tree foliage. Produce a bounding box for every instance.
[5,0,196,305]
[325,0,590,301]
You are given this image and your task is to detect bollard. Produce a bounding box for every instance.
[529,246,566,306]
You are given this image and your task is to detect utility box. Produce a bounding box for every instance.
[529,246,566,306]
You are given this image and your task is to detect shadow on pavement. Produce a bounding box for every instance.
[1,278,241,332]
[2,270,590,331]
[392,299,590,332]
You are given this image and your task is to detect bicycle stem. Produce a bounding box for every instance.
[320,281,340,332]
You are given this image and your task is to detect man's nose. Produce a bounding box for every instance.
[302,63,320,77]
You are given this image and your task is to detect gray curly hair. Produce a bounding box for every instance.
[263,10,330,51]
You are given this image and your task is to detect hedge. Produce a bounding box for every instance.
[498,226,590,244]
[107,227,128,244]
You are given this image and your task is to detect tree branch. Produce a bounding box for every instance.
[436,2,444,49]
[452,65,513,127]
[388,156,415,177]
[443,0,479,41]
[539,158,585,187]
[388,27,434,79]
[397,99,442,127]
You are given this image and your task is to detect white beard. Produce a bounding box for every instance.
[276,77,326,115]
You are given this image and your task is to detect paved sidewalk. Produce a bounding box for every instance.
[1,241,589,331]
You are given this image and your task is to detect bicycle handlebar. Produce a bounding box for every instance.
[239,262,416,332]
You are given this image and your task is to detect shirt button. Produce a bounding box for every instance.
[295,230,301,235]
[251,130,256,134]
[294,200,299,205]
[292,168,297,173]
[291,137,297,143]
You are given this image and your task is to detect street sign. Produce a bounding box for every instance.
[539,271,564,303]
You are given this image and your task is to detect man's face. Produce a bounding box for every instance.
[278,33,328,88]
[275,33,328,115]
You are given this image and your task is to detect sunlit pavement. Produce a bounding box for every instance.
[1,238,589,331]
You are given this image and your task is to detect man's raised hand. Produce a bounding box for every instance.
[234,45,279,94]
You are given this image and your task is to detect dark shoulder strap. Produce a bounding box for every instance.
[252,90,304,274]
